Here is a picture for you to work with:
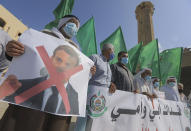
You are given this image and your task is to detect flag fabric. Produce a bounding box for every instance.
[127,42,142,74]
[45,0,75,29]
[53,0,74,19]
[45,19,59,29]
[76,17,97,56]
[100,27,127,64]
[137,39,160,78]
[159,48,183,85]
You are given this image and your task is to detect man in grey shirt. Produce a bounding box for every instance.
[75,43,116,131]
[89,43,116,93]
[110,51,134,92]
[0,29,11,73]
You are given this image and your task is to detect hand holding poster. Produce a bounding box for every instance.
[0,29,94,117]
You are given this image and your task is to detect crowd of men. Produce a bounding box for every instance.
[0,14,191,131]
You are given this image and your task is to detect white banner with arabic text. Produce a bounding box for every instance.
[86,87,191,131]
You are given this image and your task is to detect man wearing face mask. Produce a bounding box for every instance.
[1,15,96,131]
[160,77,180,101]
[110,51,134,92]
[133,68,153,98]
[151,77,165,99]
[5,15,80,59]
[75,43,116,131]
[151,77,160,97]
[178,83,187,103]
[88,43,116,93]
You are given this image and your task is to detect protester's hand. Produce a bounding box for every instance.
[90,65,96,76]
[0,75,22,99]
[152,94,158,98]
[6,40,25,57]
[146,93,153,99]
[109,82,116,94]
[133,90,139,94]
[142,92,153,99]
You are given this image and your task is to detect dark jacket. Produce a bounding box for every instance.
[4,76,79,115]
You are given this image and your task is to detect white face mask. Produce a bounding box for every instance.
[61,22,78,38]
[154,82,160,88]
[168,82,176,87]
[145,75,151,83]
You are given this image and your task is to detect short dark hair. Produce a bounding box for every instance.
[53,45,79,66]
[62,15,80,22]
[118,51,128,58]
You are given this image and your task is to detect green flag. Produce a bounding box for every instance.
[76,17,97,56]
[137,39,160,78]
[160,48,183,85]
[45,19,59,29]
[127,42,142,74]
[45,0,75,29]
[100,26,127,64]
[53,0,74,19]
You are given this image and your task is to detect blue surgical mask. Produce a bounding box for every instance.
[168,82,176,87]
[121,57,128,65]
[63,22,78,38]
[154,82,160,88]
[145,75,151,82]
[109,53,115,61]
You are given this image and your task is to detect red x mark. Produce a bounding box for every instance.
[14,46,83,114]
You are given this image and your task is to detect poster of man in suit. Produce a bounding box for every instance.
[0,29,93,116]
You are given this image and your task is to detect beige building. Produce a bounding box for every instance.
[135,1,155,46]
[0,4,28,40]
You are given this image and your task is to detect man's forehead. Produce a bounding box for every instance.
[110,47,114,52]
[178,83,183,88]
[168,78,176,82]
[67,17,78,22]
[122,53,128,57]
[145,70,151,74]
[153,78,159,81]
[55,50,69,57]
[67,18,79,25]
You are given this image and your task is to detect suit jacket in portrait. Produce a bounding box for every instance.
[4,76,79,115]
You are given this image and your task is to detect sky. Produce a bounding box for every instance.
[1,0,191,53]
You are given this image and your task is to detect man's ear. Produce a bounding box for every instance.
[141,72,145,78]
[118,57,121,62]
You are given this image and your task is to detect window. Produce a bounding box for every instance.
[18,32,22,36]
[0,18,6,28]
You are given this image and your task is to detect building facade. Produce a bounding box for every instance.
[0,5,28,40]
[135,1,155,46]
